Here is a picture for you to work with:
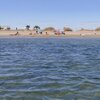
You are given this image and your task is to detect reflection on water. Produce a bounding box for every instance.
[0,37,100,100]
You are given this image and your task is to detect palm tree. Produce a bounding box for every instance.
[26,25,30,30]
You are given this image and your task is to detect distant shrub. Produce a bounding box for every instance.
[43,27,55,31]
[0,26,4,30]
[63,27,73,31]
[80,28,92,31]
[95,27,100,31]
[80,28,85,31]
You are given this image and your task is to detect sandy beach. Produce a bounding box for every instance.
[0,30,100,37]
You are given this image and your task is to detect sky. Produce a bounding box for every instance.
[0,0,100,30]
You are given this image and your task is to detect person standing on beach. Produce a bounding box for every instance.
[16,27,18,30]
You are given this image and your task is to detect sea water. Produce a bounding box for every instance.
[0,37,100,100]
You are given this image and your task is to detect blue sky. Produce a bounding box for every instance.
[0,0,100,29]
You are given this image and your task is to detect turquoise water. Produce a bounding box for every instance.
[0,37,100,100]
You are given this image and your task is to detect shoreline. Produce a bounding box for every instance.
[0,30,100,38]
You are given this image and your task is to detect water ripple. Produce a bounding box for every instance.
[0,37,100,99]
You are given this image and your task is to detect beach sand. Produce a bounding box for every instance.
[0,30,100,37]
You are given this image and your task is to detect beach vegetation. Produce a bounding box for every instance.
[43,27,55,31]
[26,25,30,30]
[33,25,40,33]
[34,25,41,34]
[63,27,73,31]
[0,26,4,30]
[34,26,40,30]
[80,28,92,31]
[95,27,100,31]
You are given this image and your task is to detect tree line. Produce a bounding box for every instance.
[0,25,100,31]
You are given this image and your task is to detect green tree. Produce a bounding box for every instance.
[34,25,40,30]
[34,26,40,33]
[26,25,30,30]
